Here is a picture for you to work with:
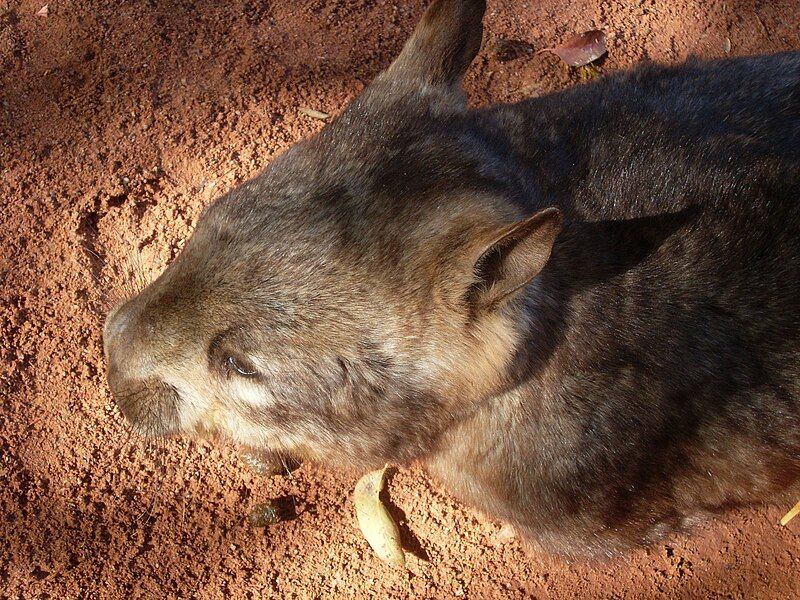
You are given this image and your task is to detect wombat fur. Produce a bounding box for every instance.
[104,0,800,556]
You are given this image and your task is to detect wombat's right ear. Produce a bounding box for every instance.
[465,207,563,312]
[386,0,486,88]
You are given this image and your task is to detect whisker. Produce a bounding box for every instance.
[280,454,296,480]
[84,245,107,265]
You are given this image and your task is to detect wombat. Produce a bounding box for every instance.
[103,0,800,556]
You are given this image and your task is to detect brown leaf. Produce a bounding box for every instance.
[544,30,607,67]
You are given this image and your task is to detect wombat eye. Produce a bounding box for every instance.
[226,355,258,378]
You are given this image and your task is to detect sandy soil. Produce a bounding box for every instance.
[2,0,800,598]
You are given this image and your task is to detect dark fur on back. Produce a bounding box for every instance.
[427,53,800,554]
[104,0,800,557]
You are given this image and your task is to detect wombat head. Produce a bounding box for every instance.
[104,0,562,469]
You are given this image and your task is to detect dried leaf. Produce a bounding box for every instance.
[542,30,607,67]
[298,107,329,121]
[36,4,48,17]
[723,37,731,54]
[781,498,800,526]
[353,466,406,568]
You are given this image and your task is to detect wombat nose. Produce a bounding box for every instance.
[103,300,146,378]
[103,301,178,436]
[103,302,131,350]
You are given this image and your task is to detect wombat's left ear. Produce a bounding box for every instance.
[466,207,563,312]
[386,0,486,88]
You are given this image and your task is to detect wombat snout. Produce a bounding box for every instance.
[103,300,135,381]
[103,298,181,437]
[103,302,129,348]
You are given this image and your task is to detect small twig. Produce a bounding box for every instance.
[298,107,330,121]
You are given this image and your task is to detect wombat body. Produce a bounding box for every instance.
[104,0,800,556]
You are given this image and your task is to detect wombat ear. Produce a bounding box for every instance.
[386,0,486,87]
[466,208,563,312]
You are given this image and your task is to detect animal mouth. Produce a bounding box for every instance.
[112,379,182,438]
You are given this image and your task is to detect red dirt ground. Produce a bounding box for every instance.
[2,0,800,598]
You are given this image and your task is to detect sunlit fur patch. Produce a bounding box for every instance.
[159,356,318,459]
[415,298,525,408]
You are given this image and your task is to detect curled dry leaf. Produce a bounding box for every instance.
[36,4,48,17]
[353,466,406,568]
[541,30,607,67]
[298,106,330,121]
